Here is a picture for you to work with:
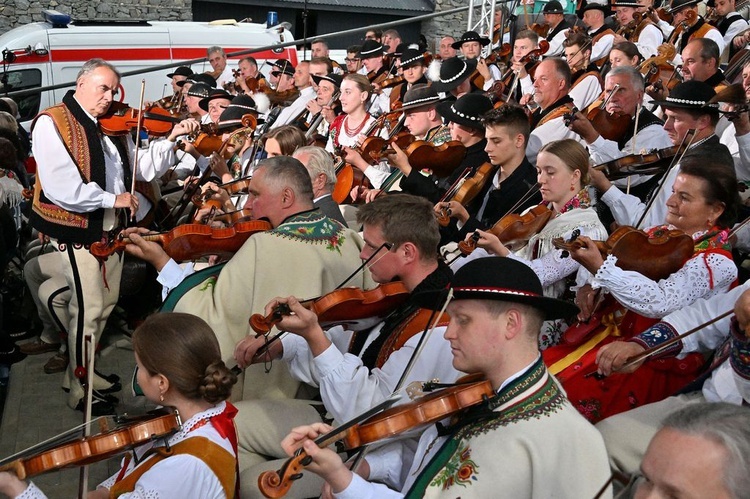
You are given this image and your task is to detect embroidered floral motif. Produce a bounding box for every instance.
[631,322,682,358]
[430,445,479,490]
[199,276,217,292]
[272,212,347,254]
[575,398,602,422]
[544,188,591,215]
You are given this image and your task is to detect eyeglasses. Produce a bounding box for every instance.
[345,58,361,63]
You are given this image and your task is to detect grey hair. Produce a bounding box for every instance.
[207,46,226,57]
[606,65,645,92]
[661,402,750,499]
[76,58,121,84]
[255,156,314,203]
[293,146,336,190]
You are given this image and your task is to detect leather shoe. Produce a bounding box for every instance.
[74,397,117,416]
[43,352,69,374]
[19,339,61,355]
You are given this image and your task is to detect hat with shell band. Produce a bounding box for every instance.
[358,40,386,60]
[451,30,491,49]
[437,93,493,130]
[399,84,444,112]
[650,80,718,113]
[186,82,212,99]
[428,56,478,92]
[413,256,579,320]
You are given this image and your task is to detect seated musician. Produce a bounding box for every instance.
[542,152,739,422]
[344,45,366,75]
[266,59,292,90]
[428,56,478,100]
[677,38,728,93]
[567,66,672,195]
[0,313,239,498]
[438,35,458,59]
[455,139,607,348]
[504,30,541,102]
[595,285,750,481]
[279,257,612,499]
[582,2,615,68]
[206,46,234,89]
[166,65,193,97]
[293,145,347,225]
[230,56,266,96]
[199,88,232,125]
[262,125,307,158]
[666,0,725,59]
[271,61,315,128]
[564,31,604,109]
[350,84,452,201]
[591,81,730,228]
[357,40,391,114]
[230,194,460,497]
[389,47,429,110]
[609,41,644,68]
[542,1,573,57]
[326,73,390,189]
[123,156,371,404]
[713,0,748,60]
[306,72,342,142]
[629,403,750,497]
[183,82,213,124]
[438,105,541,243]
[525,58,585,163]
[397,92,492,205]
[611,0,662,59]
[452,30,502,92]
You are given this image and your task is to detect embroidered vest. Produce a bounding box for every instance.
[109,436,237,498]
[30,103,131,244]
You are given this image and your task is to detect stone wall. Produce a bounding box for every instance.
[0,0,193,33]
[421,0,477,49]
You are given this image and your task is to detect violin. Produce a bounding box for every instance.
[470,44,512,90]
[257,376,494,498]
[0,410,180,480]
[592,142,686,181]
[530,23,551,38]
[436,162,498,226]
[667,9,698,45]
[552,225,694,281]
[567,83,632,142]
[638,43,681,94]
[154,91,187,118]
[89,219,272,263]
[189,116,256,158]
[459,204,553,255]
[99,102,184,137]
[250,281,410,334]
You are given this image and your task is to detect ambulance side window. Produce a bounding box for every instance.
[0,69,42,122]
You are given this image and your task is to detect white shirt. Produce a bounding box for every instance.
[271,86,316,129]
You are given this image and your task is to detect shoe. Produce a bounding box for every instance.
[19,339,61,355]
[74,396,117,417]
[43,352,69,374]
[95,370,121,385]
[0,347,26,365]
[8,328,37,342]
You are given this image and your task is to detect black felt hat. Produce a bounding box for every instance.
[186,82,211,99]
[399,84,443,112]
[358,40,386,60]
[391,42,410,57]
[199,88,232,111]
[400,47,427,69]
[271,65,295,77]
[428,56,477,92]
[451,31,491,49]
[611,0,641,7]
[414,257,579,320]
[311,73,343,88]
[437,92,493,130]
[580,1,611,16]
[177,73,217,88]
[542,1,565,13]
[650,81,719,112]
[669,0,701,13]
[166,66,193,78]
[218,94,262,130]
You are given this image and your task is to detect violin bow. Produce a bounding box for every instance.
[238,242,397,368]
[585,309,733,380]
[78,333,97,496]
[634,128,696,230]
[130,79,147,221]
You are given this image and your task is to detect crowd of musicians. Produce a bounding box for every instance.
[2,0,750,496]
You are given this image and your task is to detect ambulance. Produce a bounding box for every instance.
[0,10,299,128]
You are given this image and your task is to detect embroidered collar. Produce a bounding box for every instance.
[167,401,228,445]
[544,187,591,215]
[272,209,347,253]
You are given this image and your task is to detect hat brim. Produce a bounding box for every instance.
[430,58,477,93]
[311,74,342,87]
[436,99,485,130]
[649,99,719,111]
[399,94,445,112]
[199,94,232,111]
[451,37,491,50]
[669,0,701,13]
[413,287,579,321]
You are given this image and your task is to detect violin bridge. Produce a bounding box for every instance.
[405,378,440,399]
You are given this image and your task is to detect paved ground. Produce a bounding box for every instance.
[0,332,153,497]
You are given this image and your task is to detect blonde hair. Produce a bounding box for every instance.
[539,139,591,184]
